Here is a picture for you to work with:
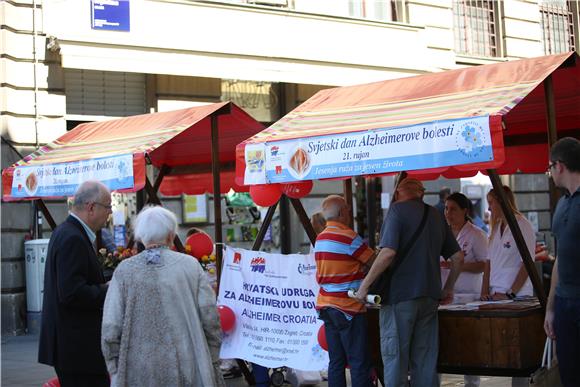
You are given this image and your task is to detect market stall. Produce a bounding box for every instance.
[2,101,266,383]
[235,52,580,380]
[2,102,264,277]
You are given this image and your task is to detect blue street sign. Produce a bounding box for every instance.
[91,0,130,32]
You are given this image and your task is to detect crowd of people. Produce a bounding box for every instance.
[36,137,579,387]
[314,138,580,387]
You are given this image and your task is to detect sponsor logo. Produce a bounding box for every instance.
[233,252,242,264]
[297,263,316,275]
[250,257,266,273]
[503,241,511,249]
[456,120,487,159]
[246,150,265,173]
[270,146,280,156]
[275,165,282,174]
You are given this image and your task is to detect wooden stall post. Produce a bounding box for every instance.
[343,178,354,229]
[487,169,547,307]
[36,199,57,230]
[210,113,225,289]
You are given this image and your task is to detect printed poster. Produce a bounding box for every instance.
[218,246,328,371]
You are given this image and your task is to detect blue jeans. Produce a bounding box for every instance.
[319,308,372,387]
[379,297,439,387]
[554,295,580,387]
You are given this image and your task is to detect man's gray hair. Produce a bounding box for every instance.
[322,195,346,220]
[134,206,178,246]
[72,181,109,210]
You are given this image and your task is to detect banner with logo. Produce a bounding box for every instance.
[218,246,328,371]
[244,115,492,184]
[10,154,134,198]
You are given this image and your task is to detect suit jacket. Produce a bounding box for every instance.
[38,215,108,374]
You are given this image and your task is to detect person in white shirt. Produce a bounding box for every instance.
[441,192,487,387]
[441,192,488,299]
[483,185,535,300]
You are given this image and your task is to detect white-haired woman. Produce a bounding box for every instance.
[101,206,225,387]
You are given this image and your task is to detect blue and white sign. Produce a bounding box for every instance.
[11,154,134,198]
[218,247,327,371]
[244,115,493,184]
[91,0,130,31]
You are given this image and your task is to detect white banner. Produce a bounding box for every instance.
[10,154,134,198]
[244,116,493,184]
[218,246,328,371]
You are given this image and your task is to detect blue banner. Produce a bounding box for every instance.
[244,116,493,184]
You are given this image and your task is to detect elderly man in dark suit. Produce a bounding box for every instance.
[39,180,112,387]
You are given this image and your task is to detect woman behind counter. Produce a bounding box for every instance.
[101,206,225,387]
[442,192,488,387]
[441,193,488,299]
[483,186,535,300]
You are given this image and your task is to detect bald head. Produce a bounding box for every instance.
[322,195,349,225]
[395,178,425,202]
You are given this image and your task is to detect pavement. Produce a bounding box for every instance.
[1,334,515,386]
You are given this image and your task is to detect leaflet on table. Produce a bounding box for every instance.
[10,154,134,198]
[244,116,493,185]
[218,246,328,371]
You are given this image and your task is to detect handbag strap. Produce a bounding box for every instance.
[389,203,429,273]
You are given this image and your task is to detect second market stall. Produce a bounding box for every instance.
[235,52,580,380]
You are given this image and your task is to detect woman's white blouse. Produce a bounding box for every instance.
[488,214,536,296]
[441,221,488,295]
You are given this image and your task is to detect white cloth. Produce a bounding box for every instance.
[441,221,488,295]
[488,215,535,296]
[101,249,226,387]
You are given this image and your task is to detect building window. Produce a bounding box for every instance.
[453,0,499,57]
[348,0,396,22]
[540,0,576,54]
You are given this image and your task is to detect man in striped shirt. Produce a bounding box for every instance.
[315,195,375,387]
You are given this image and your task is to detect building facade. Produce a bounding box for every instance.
[1,0,578,334]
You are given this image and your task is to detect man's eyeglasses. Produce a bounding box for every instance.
[93,202,113,210]
[545,161,558,177]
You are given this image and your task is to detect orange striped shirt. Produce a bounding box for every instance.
[314,221,374,315]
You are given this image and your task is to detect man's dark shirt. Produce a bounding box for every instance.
[553,188,580,298]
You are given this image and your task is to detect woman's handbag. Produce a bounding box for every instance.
[529,338,562,386]
[369,203,429,303]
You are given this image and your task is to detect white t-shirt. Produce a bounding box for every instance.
[488,214,535,296]
[441,221,488,295]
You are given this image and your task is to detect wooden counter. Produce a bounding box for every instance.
[438,301,545,377]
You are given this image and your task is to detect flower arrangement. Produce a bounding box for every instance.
[98,246,134,273]
[184,245,217,275]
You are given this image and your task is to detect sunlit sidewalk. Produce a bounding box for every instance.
[2,334,514,386]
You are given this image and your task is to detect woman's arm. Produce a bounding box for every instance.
[481,260,490,298]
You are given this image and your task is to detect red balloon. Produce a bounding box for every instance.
[185,232,214,259]
[318,324,328,351]
[217,305,236,333]
[281,180,313,199]
[249,184,282,207]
